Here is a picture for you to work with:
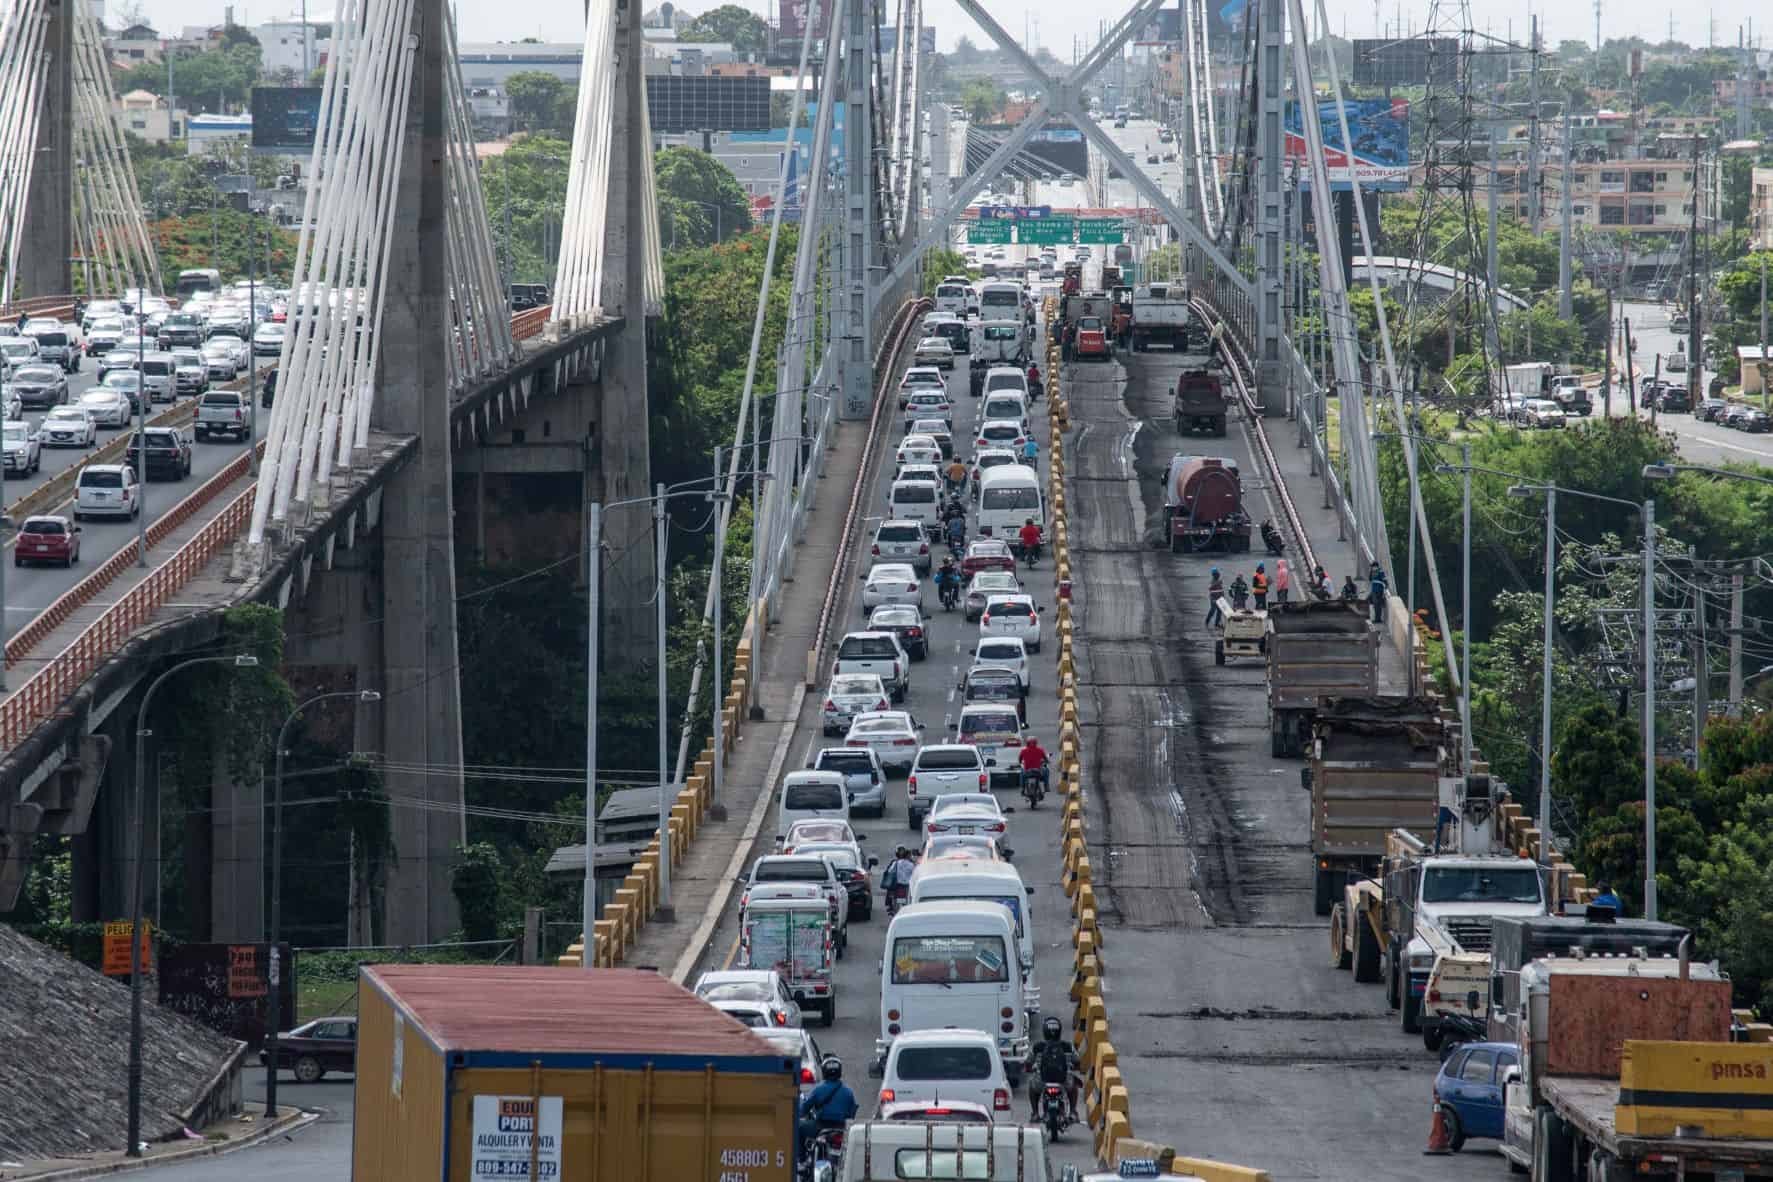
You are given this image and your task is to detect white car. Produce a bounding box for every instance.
[897,366,947,407]
[923,792,1008,839]
[908,420,955,459]
[903,390,954,429]
[41,405,98,447]
[956,702,1027,789]
[252,321,288,356]
[861,562,924,613]
[913,336,956,370]
[922,832,1008,862]
[2,420,40,474]
[822,673,892,736]
[971,447,1021,489]
[782,817,864,855]
[200,340,241,381]
[975,418,1030,452]
[755,1025,825,1091]
[906,744,990,829]
[1519,398,1566,429]
[692,969,806,1029]
[894,435,942,471]
[843,709,923,775]
[973,635,1031,690]
[73,463,140,521]
[832,631,911,703]
[964,571,1021,621]
[876,1028,1012,1118]
[873,519,932,575]
[979,594,1042,653]
[77,387,133,428]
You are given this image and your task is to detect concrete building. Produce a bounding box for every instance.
[105,23,163,66]
[185,112,253,156]
[466,86,510,138]
[256,18,324,78]
[457,42,584,87]
[1752,166,1773,249]
[113,88,183,142]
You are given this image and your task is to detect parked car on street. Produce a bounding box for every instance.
[1430,1040,1519,1152]
[259,1017,358,1083]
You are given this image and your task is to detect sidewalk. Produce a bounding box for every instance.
[621,417,871,984]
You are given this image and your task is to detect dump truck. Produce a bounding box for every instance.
[1264,602,1379,758]
[1059,293,1111,361]
[352,964,800,1182]
[1107,281,1132,346]
[1128,282,1192,351]
[1173,360,1228,436]
[1487,921,1773,1178]
[1302,697,1444,917]
[1160,454,1250,553]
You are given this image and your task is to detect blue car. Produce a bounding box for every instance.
[1433,1040,1520,1151]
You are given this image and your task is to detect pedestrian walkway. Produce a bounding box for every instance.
[621,417,872,984]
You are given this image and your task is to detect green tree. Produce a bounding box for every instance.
[655,147,751,248]
[478,134,573,285]
[452,842,507,942]
[120,42,264,109]
[678,3,770,54]
[505,71,572,135]
[961,79,1006,123]
[921,249,970,295]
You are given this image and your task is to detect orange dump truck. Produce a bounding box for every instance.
[352,964,800,1182]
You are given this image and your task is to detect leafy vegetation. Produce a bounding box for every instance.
[656,147,753,248]
[118,35,264,110]
[677,4,771,54]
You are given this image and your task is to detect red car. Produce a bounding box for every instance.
[961,539,1016,578]
[15,515,80,568]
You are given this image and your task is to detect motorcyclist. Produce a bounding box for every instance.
[1026,363,1044,399]
[1021,436,1039,465]
[945,456,968,494]
[946,512,967,551]
[1018,735,1050,798]
[1024,1016,1081,1122]
[797,1055,859,1146]
[882,847,917,913]
[1018,518,1042,563]
[935,556,962,607]
[941,493,967,525]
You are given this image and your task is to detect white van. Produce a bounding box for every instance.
[978,281,1022,322]
[975,465,1043,542]
[934,283,970,316]
[837,1122,1050,1182]
[775,770,851,844]
[979,390,1029,431]
[887,478,942,536]
[908,859,1038,980]
[875,900,1029,1083]
[982,368,1029,401]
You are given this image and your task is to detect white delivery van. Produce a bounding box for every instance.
[982,368,1029,400]
[887,478,942,536]
[979,391,1029,431]
[875,900,1029,1084]
[975,465,1043,541]
[775,770,851,843]
[908,858,1037,981]
[934,283,971,316]
[978,282,1023,322]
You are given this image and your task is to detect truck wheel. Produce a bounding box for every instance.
[1353,911,1382,983]
[1213,417,1227,437]
[1533,1107,1574,1182]
[1214,640,1225,666]
[1312,865,1338,917]
[1423,1023,1444,1053]
[1328,904,1352,970]
[907,809,920,830]
[1401,986,1422,1034]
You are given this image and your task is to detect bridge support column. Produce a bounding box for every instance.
[840,0,875,420]
[596,2,657,667]
[369,0,464,945]
[18,0,73,298]
[1253,0,1286,414]
[209,746,266,942]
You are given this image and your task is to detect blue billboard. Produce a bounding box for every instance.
[1283,97,1410,192]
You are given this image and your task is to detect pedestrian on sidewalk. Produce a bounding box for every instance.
[1205,567,1225,628]
[1274,559,1291,605]
[1369,566,1388,624]
[1251,564,1269,611]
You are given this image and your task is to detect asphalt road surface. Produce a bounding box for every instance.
[140,1067,354,1180]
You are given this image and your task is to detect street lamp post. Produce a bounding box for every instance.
[128,654,260,1156]
[264,687,381,1119]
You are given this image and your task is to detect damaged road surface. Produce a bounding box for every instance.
[1064,345,1499,1179]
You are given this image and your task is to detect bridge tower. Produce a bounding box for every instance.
[17,0,72,298]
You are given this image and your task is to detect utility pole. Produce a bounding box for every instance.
[1728,572,1744,714]
[1693,573,1709,765]
[582,503,601,966]
[1602,290,1613,417]
[1559,109,1574,320]
[1642,498,1659,921]
[1487,136,1501,360]
[1687,131,1704,409]
[1760,255,1768,411]
[1528,16,1542,235]
[1623,318,1637,413]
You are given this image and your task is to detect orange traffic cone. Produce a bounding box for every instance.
[1423,1103,1453,1155]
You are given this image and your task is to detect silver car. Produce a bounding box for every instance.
[77,388,133,428]
[200,340,241,381]
[9,364,67,409]
[808,746,886,815]
[861,562,924,613]
[842,710,922,775]
[964,570,1022,621]
[872,519,931,575]
[906,745,990,828]
[821,673,892,736]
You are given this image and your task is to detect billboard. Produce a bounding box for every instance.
[645,76,770,134]
[1210,0,1251,39]
[1351,38,1459,87]
[779,0,835,42]
[251,87,329,151]
[1284,97,1410,191]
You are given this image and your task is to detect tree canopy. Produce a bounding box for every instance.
[678,4,770,54]
[119,41,263,110]
[655,147,752,249]
[504,71,576,136]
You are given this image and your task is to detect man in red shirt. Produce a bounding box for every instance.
[1018,519,1042,564]
[1018,737,1049,801]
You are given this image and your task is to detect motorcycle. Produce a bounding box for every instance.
[1018,539,1042,568]
[1260,519,1286,557]
[797,1129,844,1182]
[1040,1084,1070,1141]
[939,578,960,612]
[1432,1011,1488,1060]
[884,882,910,917]
[1021,761,1049,808]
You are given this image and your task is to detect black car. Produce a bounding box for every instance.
[1657,388,1691,413]
[130,427,193,480]
[509,282,551,310]
[1697,398,1729,422]
[156,313,204,349]
[260,1017,357,1083]
[866,606,927,660]
[1745,409,1772,433]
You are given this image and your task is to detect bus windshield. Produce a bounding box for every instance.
[890,935,1008,984]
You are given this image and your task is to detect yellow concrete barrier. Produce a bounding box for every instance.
[1098,1109,1132,1164]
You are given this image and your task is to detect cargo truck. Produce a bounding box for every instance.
[352,964,800,1182]
[1128,282,1192,351]
[1264,602,1379,758]
[1173,357,1228,436]
[1301,697,1444,916]
[1159,454,1250,553]
[1485,920,1773,1179]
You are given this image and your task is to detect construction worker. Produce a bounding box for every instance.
[1250,563,1269,611]
[1205,567,1225,628]
[1274,558,1291,605]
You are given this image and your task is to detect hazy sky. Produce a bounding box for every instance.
[149,0,1770,61]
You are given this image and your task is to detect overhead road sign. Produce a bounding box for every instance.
[1017,217,1076,245]
[967,220,1012,244]
[1077,218,1126,244]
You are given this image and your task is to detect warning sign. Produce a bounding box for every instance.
[101,920,152,976]
[228,946,267,999]
[470,1095,562,1179]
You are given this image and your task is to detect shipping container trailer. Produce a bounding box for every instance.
[353,964,800,1182]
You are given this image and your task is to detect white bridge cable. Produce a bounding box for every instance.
[552,0,617,322]
[669,0,830,787]
[0,0,50,306]
[639,86,665,314]
[74,0,160,297]
[1181,0,1222,234]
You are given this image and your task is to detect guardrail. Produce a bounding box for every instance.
[511,305,551,342]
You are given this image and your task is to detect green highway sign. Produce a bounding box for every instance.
[1017,216,1077,245]
[1078,218,1126,244]
[966,220,1012,244]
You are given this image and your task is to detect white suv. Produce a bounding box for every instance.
[978,594,1041,653]
[74,464,141,521]
[972,636,1031,691]
[872,519,932,575]
[906,744,988,830]
[876,1029,1012,1118]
